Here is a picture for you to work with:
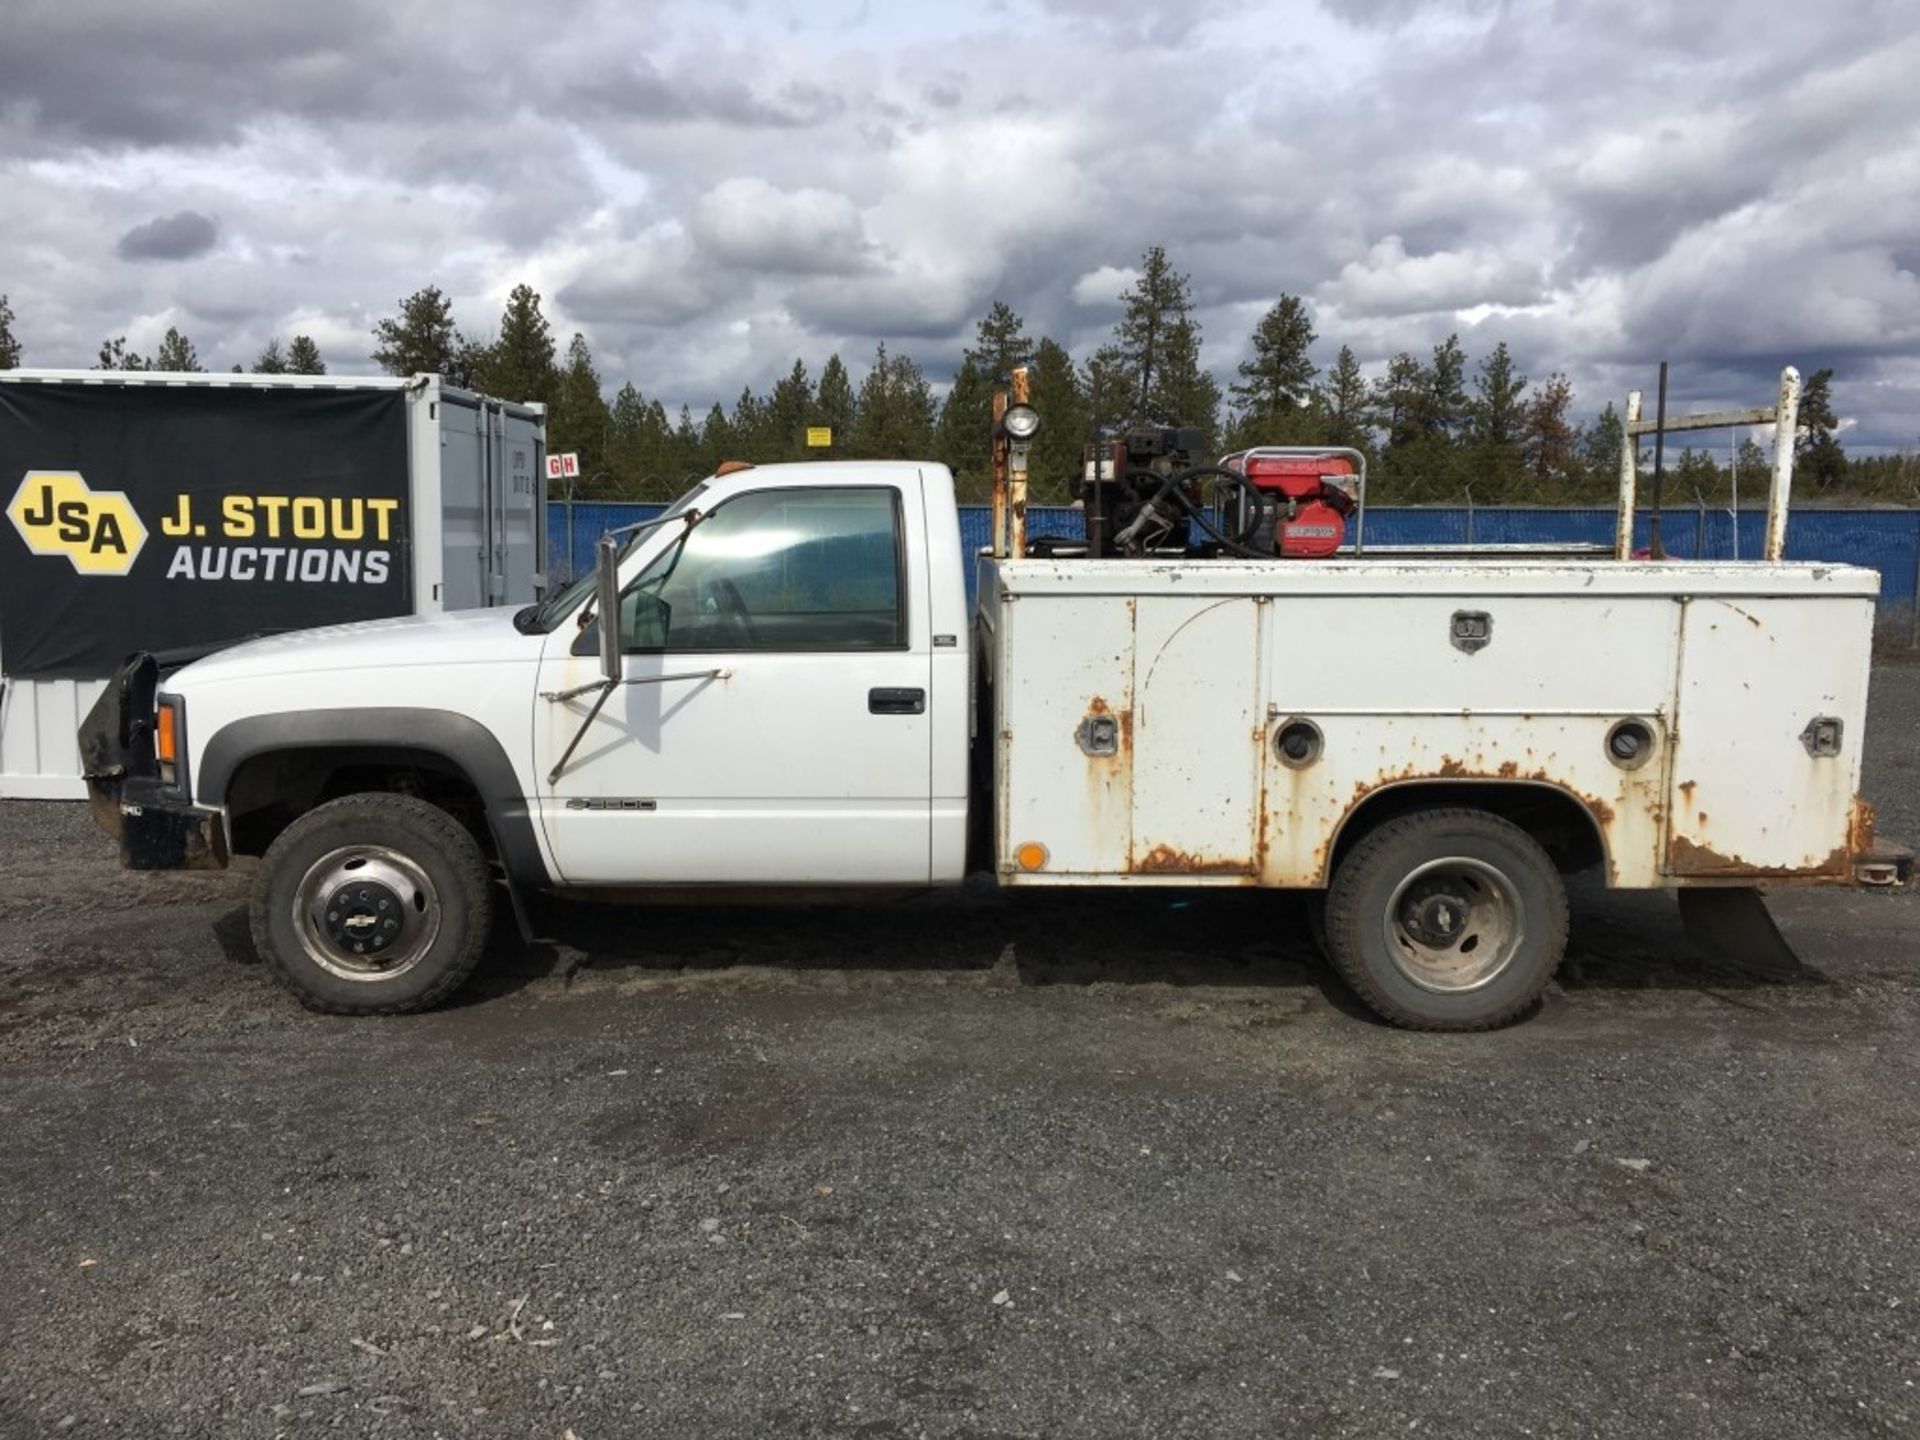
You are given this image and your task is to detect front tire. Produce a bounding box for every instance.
[1323,807,1568,1031]
[250,793,493,1014]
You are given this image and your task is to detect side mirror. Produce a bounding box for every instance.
[594,533,623,685]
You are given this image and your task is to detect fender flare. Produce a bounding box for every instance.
[197,707,551,887]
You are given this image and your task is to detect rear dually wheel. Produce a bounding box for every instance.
[1323,807,1568,1031]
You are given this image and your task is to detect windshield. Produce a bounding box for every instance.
[517,482,710,633]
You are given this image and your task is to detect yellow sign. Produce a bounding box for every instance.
[7,470,148,576]
[805,426,833,448]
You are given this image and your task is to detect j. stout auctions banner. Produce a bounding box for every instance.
[0,382,412,678]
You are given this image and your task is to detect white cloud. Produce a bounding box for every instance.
[1073,267,1139,309]
[0,0,1914,447]
[689,177,874,275]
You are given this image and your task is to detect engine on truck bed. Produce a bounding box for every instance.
[1221,449,1359,559]
[1065,424,1360,559]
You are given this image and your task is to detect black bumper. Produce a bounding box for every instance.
[78,653,229,872]
[107,782,231,871]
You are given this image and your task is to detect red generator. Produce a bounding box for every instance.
[1221,448,1364,558]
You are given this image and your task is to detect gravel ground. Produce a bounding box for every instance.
[2,673,1918,1438]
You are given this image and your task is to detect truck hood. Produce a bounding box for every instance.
[167,606,544,688]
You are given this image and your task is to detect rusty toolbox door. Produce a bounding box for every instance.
[1666,595,1873,878]
[1127,595,1263,876]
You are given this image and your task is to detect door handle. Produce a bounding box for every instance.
[869,687,926,715]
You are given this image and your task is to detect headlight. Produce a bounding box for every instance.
[1001,404,1040,441]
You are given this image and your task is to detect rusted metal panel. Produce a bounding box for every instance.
[995,594,1134,877]
[1256,714,1669,888]
[1664,593,1870,879]
[1126,595,1262,876]
[986,554,1878,893]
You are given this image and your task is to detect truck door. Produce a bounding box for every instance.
[532,479,934,885]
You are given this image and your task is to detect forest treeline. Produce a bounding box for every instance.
[2,250,1911,505]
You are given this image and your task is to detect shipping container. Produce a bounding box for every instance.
[0,370,546,797]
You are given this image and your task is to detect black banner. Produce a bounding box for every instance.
[1,382,411,678]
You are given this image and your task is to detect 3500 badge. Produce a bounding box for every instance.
[6,470,148,575]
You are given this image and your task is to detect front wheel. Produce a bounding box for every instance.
[1323,808,1568,1031]
[250,793,494,1014]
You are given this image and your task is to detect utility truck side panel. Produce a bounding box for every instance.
[985,559,1878,890]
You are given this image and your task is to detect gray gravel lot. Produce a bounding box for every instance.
[3,671,1919,1438]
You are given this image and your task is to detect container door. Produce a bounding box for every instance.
[496,409,543,603]
[436,400,488,611]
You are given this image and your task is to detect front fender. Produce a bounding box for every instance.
[196,708,551,887]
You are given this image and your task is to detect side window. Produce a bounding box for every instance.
[619,487,905,652]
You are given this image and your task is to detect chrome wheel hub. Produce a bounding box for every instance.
[1383,856,1524,994]
[293,845,441,982]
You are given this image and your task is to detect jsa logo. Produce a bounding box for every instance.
[6,470,149,576]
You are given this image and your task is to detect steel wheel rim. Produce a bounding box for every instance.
[1382,855,1525,994]
[292,844,442,983]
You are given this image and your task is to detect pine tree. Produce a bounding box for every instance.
[933,356,993,499]
[153,327,202,372]
[669,404,701,484]
[1029,336,1089,502]
[1521,373,1577,494]
[1369,353,1425,453]
[1796,367,1846,493]
[699,402,734,473]
[609,382,648,495]
[0,294,20,369]
[1578,403,1627,493]
[95,336,149,371]
[1323,346,1370,451]
[1153,315,1222,449]
[285,335,326,375]
[729,385,769,458]
[1104,246,1220,441]
[850,344,935,459]
[1733,435,1770,496]
[371,286,462,377]
[1229,295,1317,443]
[1108,245,1185,416]
[966,301,1031,382]
[1673,447,1725,508]
[548,333,612,486]
[765,360,814,460]
[815,353,856,442]
[1467,342,1528,498]
[252,337,288,374]
[1426,334,1470,439]
[1082,350,1130,438]
[478,284,557,403]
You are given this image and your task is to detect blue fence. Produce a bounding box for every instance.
[548,501,1920,618]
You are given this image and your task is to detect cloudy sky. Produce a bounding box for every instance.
[3,0,1917,449]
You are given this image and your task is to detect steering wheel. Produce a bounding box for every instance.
[710,576,760,645]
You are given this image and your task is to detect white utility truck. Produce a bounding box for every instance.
[78,369,1907,1029]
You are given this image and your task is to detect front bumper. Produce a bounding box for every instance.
[78,652,229,872]
[101,782,231,871]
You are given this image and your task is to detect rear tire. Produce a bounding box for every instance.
[1324,807,1567,1031]
[250,793,493,1015]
